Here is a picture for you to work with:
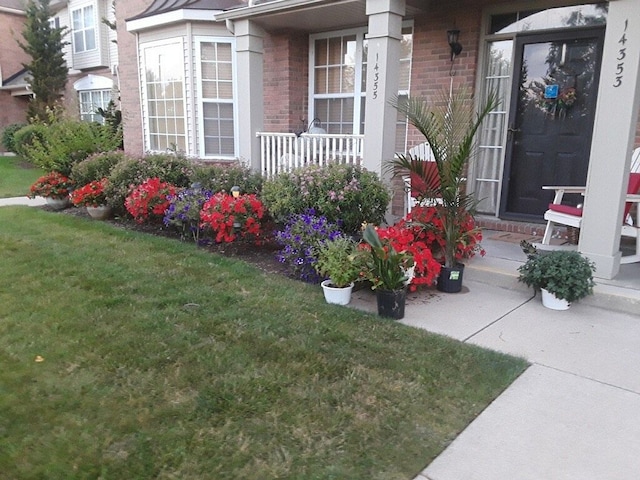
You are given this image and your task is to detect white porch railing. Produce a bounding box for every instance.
[257,132,364,177]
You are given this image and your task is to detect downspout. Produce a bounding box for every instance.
[135,31,145,154]
[225,18,235,35]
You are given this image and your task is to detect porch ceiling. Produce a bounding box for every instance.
[222,0,428,33]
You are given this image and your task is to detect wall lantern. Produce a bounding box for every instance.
[447,29,463,61]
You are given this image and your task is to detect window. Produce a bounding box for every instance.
[310,26,413,145]
[143,41,186,153]
[72,5,96,53]
[79,89,111,123]
[197,39,236,158]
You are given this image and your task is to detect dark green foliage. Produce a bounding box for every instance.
[105,153,193,211]
[518,243,596,303]
[19,0,69,121]
[190,162,263,195]
[12,120,122,176]
[96,100,123,148]
[71,150,127,186]
[1,123,27,153]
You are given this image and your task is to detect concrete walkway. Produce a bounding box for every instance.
[0,195,46,207]
[4,196,640,478]
[351,237,640,479]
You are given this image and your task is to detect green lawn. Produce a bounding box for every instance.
[0,156,43,198]
[0,207,527,480]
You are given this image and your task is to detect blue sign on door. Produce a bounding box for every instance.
[544,84,559,99]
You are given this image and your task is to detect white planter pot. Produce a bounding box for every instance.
[321,279,354,306]
[45,196,70,210]
[541,288,571,310]
[86,205,112,220]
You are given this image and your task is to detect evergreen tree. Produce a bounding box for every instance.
[19,0,68,122]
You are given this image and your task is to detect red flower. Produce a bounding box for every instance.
[70,179,108,207]
[125,178,177,224]
[200,193,265,244]
[29,172,74,199]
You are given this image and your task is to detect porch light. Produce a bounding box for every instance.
[447,28,463,61]
[231,185,241,198]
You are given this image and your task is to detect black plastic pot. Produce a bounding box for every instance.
[437,263,465,293]
[376,287,407,319]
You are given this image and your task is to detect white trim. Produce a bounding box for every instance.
[140,37,189,154]
[72,74,114,91]
[214,0,339,21]
[127,9,220,33]
[194,36,238,160]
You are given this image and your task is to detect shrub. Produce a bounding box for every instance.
[200,192,266,244]
[105,154,192,212]
[71,150,127,186]
[28,172,74,199]
[275,210,343,283]
[70,179,108,207]
[12,123,49,158]
[262,164,390,235]
[163,186,213,243]
[1,123,27,153]
[13,119,122,175]
[190,162,263,195]
[124,178,177,224]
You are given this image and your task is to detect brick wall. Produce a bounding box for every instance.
[115,0,152,157]
[0,10,30,130]
[263,32,309,133]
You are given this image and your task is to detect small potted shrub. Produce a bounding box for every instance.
[314,235,362,305]
[71,178,111,219]
[360,225,414,319]
[518,241,596,310]
[28,171,74,210]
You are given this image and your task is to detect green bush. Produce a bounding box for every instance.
[12,120,122,176]
[71,150,127,186]
[1,123,27,153]
[105,153,193,212]
[190,161,263,195]
[262,164,390,235]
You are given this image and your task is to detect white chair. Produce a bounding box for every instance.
[538,147,640,264]
[401,141,437,216]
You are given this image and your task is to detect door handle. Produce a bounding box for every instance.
[507,127,521,134]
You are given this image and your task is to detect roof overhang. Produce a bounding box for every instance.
[215,0,428,33]
[127,9,221,32]
[0,69,32,97]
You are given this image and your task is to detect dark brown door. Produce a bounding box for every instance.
[500,28,605,221]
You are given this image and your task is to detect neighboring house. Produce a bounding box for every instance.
[0,0,118,134]
[0,0,30,131]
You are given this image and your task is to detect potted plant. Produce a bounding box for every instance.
[360,225,414,319]
[314,235,361,305]
[70,178,111,219]
[391,89,498,292]
[28,171,74,210]
[518,241,596,310]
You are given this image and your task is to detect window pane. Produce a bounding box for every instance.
[84,6,94,28]
[74,31,84,52]
[85,29,96,50]
[315,39,327,66]
[217,43,232,62]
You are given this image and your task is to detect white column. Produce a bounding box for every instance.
[363,0,405,183]
[234,19,265,171]
[579,0,640,279]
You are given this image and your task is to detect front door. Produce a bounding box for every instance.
[500,28,605,221]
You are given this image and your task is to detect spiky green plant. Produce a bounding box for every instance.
[390,89,498,268]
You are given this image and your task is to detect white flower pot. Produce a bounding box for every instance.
[541,288,571,310]
[45,196,70,210]
[86,205,112,220]
[321,279,354,306]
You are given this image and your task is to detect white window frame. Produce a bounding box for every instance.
[71,3,97,54]
[78,89,112,123]
[309,22,413,138]
[195,36,238,159]
[141,38,188,154]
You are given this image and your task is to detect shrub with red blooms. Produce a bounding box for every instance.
[399,206,485,263]
[28,172,74,199]
[70,178,108,207]
[125,177,177,223]
[200,193,265,244]
[373,224,442,290]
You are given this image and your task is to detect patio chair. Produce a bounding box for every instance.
[538,147,640,264]
[402,141,440,215]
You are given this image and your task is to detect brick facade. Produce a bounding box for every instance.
[0,9,30,132]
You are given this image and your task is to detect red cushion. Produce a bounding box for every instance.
[624,173,640,218]
[410,160,440,198]
[547,203,583,216]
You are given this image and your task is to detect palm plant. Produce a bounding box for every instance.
[390,89,498,268]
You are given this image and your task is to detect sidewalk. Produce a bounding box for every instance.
[351,234,640,479]
[0,195,46,207]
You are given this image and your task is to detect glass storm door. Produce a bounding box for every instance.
[499,28,605,221]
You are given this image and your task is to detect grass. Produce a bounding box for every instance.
[0,156,43,198]
[0,207,528,479]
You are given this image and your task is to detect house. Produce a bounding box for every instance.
[0,0,118,132]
